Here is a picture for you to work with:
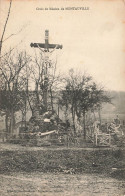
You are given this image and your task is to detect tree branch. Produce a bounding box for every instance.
[0,0,12,55]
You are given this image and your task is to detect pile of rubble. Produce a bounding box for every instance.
[18,107,68,146]
[29,110,59,133]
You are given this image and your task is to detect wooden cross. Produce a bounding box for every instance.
[30,30,63,112]
[30,30,63,52]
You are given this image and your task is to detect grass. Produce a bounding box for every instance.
[0,147,125,180]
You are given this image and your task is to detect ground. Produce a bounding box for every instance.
[0,143,125,196]
[0,172,125,196]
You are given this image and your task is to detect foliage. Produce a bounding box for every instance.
[59,69,112,135]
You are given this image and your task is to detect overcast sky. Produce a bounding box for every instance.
[1,0,125,91]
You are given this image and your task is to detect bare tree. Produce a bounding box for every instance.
[28,52,45,115]
[59,69,112,137]
[29,50,61,115]
[0,0,30,59]
[0,0,12,56]
[0,50,31,137]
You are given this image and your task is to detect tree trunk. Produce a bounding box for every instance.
[93,110,96,121]
[5,112,9,139]
[5,109,15,140]
[35,82,40,105]
[98,107,101,125]
[50,88,54,112]
[58,103,59,118]
[9,108,15,136]
[83,111,86,139]
[72,107,76,135]
[27,95,34,116]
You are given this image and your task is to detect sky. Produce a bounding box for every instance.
[0,0,125,91]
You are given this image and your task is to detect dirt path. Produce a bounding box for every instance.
[0,173,124,196]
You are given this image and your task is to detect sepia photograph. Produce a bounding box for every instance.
[0,0,125,195]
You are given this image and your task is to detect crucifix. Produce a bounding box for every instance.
[30,30,63,112]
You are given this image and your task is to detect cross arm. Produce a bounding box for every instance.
[30,43,45,48]
[30,43,63,49]
[49,44,63,49]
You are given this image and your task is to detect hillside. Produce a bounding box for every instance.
[102,91,125,114]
